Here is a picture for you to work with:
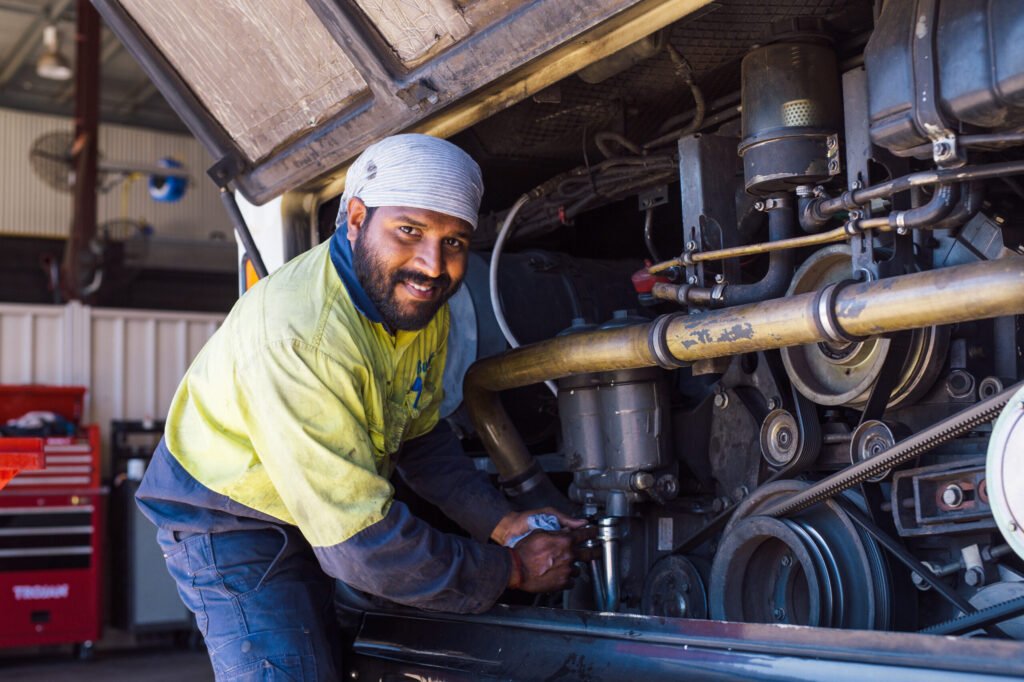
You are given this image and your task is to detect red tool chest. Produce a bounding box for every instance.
[0,386,104,652]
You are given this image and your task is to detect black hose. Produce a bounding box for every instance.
[931,182,983,230]
[884,183,959,230]
[220,189,268,279]
[720,198,797,306]
[816,159,1024,217]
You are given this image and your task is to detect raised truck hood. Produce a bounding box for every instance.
[92,0,713,204]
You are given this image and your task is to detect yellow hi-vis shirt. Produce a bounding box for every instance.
[164,238,447,550]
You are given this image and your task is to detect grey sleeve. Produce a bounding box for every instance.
[395,420,513,543]
[313,499,511,614]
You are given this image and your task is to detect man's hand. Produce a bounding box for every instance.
[490,507,586,546]
[507,526,600,593]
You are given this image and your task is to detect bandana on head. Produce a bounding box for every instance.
[335,133,484,231]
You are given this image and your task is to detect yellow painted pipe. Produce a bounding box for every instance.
[465,257,1024,481]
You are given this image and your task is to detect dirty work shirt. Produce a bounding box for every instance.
[136,232,513,613]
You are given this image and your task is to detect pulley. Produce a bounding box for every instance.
[987,383,1024,561]
[641,555,708,619]
[709,480,892,630]
[780,246,948,408]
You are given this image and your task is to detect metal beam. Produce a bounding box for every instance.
[61,0,100,301]
[0,1,47,15]
[0,0,75,88]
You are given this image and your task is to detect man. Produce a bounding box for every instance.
[136,134,593,680]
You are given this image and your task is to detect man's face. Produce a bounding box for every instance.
[347,199,471,331]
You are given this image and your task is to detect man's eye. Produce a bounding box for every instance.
[444,238,466,250]
[398,225,418,235]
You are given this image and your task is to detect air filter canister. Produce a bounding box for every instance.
[738,19,842,194]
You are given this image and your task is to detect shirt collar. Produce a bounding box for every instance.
[329,230,385,326]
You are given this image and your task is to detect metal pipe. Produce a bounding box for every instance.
[465,258,1024,481]
[648,226,847,274]
[220,189,268,279]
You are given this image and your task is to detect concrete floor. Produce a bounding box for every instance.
[0,648,213,681]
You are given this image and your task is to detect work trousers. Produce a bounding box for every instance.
[157,526,343,681]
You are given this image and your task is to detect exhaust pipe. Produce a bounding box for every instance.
[465,258,1024,487]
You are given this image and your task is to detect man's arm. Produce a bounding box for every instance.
[237,339,511,613]
[394,421,513,543]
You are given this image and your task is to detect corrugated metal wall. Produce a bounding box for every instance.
[0,106,231,240]
[0,302,222,470]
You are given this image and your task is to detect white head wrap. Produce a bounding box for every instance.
[335,133,484,231]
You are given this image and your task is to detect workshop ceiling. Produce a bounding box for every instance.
[0,0,185,131]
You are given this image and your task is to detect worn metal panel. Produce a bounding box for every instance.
[120,0,370,164]
[0,106,231,240]
[354,0,471,65]
[96,0,714,203]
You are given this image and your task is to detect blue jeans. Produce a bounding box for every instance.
[157,526,342,681]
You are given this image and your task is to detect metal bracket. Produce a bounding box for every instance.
[639,185,669,211]
[826,134,841,176]
[931,133,962,167]
[396,80,440,109]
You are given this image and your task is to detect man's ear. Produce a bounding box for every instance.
[346,197,367,247]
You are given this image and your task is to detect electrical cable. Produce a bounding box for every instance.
[489,194,558,397]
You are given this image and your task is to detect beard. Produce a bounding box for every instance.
[352,228,460,331]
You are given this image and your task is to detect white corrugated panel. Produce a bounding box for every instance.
[0,303,70,384]
[0,302,223,471]
[0,106,232,241]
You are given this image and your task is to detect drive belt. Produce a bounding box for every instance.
[762,379,1023,518]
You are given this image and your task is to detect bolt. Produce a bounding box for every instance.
[994,215,1006,225]
[772,607,785,621]
[632,471,656,491]
[349,671,360,680]
[896,226,909,236]
[935,142,951,157]
[780,554,792,568]
[964,567,985,588]
[714,392,729,409]
[942,484,964,508]
[754,201,765,212]
[714,273,725,284]
[767,397,779,410]
[911,571,932,591]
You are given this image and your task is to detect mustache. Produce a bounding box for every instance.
[393,269,452,291]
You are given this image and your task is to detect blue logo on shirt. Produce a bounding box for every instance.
[408,353,436,409]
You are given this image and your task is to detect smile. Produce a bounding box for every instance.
[401,280,438,300]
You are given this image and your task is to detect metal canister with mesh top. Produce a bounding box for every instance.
[737,17,842,195]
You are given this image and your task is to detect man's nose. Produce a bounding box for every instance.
[412,239,444,279]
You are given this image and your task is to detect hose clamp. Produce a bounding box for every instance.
[499,461,547,498]
[812,280,867,345]
[648,314,689,369]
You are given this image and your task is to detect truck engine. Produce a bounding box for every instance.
[425,0,1024,652]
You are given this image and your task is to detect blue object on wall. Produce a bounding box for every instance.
[148,157,187,203]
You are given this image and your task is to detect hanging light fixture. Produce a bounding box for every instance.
[37,25,73,81]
